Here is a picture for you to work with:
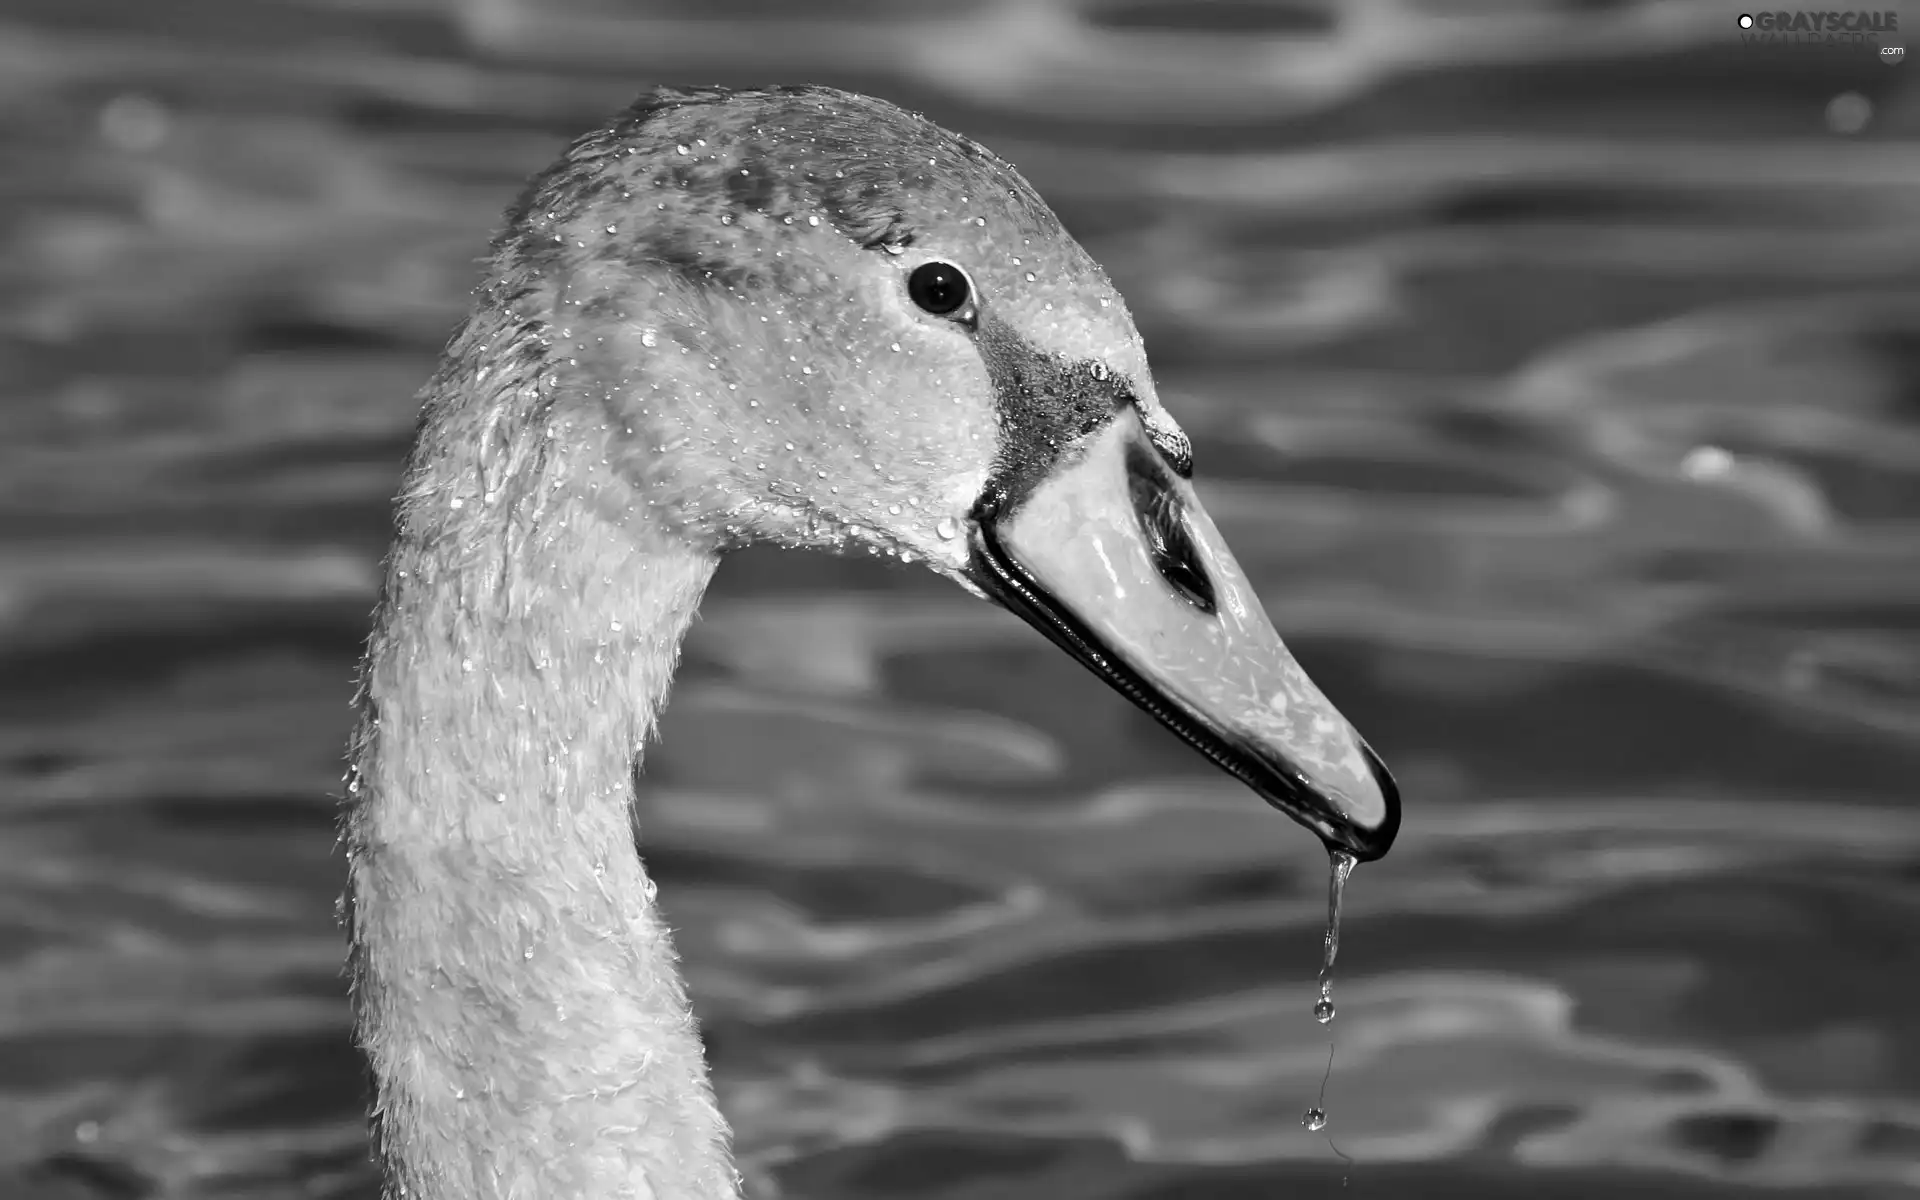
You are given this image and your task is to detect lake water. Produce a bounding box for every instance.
[3,1,1919,1197]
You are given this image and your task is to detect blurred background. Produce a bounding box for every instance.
[4,1,1920,1197]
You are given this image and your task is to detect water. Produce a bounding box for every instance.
[1314,849,1356,1026]
[1305,851,1354,1138]
[4,2,1920,1198]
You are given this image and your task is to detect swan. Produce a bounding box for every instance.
[341,84,1401,1200]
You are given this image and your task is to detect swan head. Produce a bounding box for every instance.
[495,86,1399,862]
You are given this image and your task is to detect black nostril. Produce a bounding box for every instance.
[1125,440,1216,615]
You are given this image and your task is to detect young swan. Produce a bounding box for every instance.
[344,85,1400,1200]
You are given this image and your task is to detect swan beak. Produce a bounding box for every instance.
[966,412,1400,862]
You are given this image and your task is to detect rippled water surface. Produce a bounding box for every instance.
[4,1,1920,1197]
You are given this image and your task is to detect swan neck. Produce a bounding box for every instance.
[344,398,734,1200]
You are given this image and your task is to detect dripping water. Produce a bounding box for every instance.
[1304,849,1358,1176]
[1314,848,1355,1023]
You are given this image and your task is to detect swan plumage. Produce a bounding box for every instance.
[343,84,1398,1200]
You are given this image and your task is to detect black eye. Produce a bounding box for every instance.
[907,261,971,317]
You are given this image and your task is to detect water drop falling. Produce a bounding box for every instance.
[1316,849,1357,1018]
[1307,847,1360,1175]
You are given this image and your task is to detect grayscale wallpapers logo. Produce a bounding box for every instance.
[1736,10,1903,59]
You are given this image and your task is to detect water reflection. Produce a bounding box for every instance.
[1,1,1916,1197]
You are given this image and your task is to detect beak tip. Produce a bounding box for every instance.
[1331,742,1401,864]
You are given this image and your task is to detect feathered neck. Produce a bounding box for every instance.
[341,301,739,1199]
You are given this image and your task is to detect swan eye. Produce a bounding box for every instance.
[907,261,972,317]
